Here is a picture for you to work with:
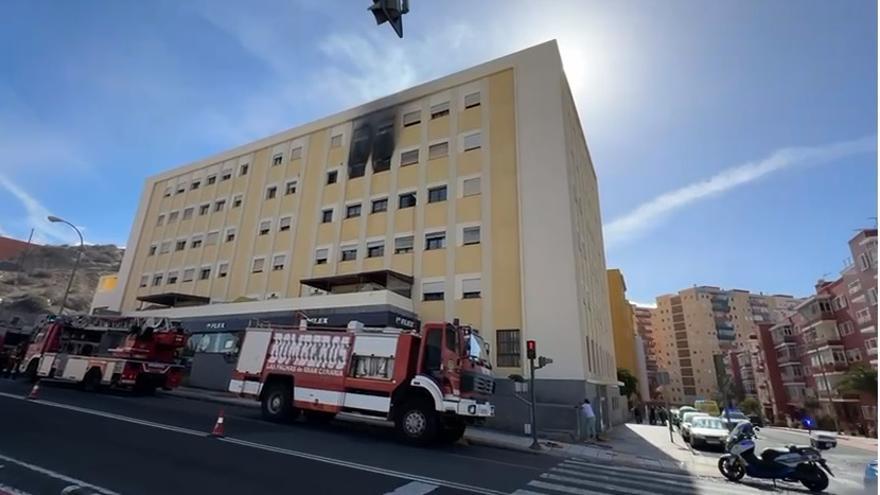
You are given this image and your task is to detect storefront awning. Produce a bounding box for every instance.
[136,292,210,308]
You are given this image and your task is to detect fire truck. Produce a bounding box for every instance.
[19,314,188,393]
[229,319,495,444]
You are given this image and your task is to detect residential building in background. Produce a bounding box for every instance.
[93,41,622,429]
[653,286,798,405]
[632,304,659,400]
[607,269,637,377]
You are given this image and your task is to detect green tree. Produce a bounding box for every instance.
[838,364,878,397]
[618,368,638,399]
[739,397,762,416]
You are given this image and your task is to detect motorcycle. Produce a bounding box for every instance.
[718,422,833,492]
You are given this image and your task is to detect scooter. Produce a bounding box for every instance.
[718,422,833,492]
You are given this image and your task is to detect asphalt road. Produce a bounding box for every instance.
[1,378,869,495]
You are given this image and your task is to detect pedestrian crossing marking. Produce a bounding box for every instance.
[382,481,438,495]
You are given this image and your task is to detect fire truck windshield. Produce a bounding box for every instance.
[466,334,491,369]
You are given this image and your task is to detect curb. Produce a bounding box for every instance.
[161,389,258,409]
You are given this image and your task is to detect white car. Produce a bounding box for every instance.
[810,430,838,450]
[680,411,710,443]
[688,417,729,449]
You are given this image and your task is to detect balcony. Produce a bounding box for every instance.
[812,362,848,374]
[801,320,842,347]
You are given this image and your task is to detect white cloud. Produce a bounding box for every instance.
[631,301,658,309]
[0,175,83,245]
[603,136,877,248]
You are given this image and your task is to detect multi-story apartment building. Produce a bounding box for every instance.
[769,229,877,430]
[95,41,621,428]
[632,304,659,400]
[654,286,798,405]
[607,269,637,376]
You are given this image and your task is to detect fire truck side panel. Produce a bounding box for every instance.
[37,353,55,376]
[60,357,89,381]
[237,328,273,374]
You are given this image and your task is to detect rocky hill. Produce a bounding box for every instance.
[0,243,124,325]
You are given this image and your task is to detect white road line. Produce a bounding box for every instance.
[542,473,661,495]
[562,459,696,480]
[383,481,439,495]
[550,467,695,494]
[509,490,546,495]
[551,467,748,495]
[527,479,604,495]
[0,392,504,495]
[0,453,117,495]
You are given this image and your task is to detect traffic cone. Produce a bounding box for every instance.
[210,409,225,437]
[27,381,40,400]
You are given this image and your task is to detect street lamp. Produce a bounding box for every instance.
[47,215,84,315]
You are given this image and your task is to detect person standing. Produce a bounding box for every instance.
[649,406,656,425]
[580,398,597,441]
[633,404,643,424]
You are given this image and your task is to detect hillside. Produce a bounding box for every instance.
[0,243,124,324]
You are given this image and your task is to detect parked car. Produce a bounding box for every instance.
[680,411,710,443]
[719,410,751,430]
[809,430,838,450]
[674,406,697,428]
[688,416,728,449]
[865,459,878,492]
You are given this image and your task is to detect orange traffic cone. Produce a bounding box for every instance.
[27,381,40,400]
[210,409,225,437]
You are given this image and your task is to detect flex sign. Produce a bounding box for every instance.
[266,332,351,377]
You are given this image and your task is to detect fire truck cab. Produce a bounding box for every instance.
[230,319,495,444]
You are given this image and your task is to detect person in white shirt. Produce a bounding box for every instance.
[580,398,596,441]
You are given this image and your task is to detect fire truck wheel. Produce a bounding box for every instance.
[261,382,295,422]
[81,368,102,392]
[396,400,439,445]
[24,360,38,383]
[438,419,466,444]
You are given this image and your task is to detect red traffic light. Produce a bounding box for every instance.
[526,340,536,360]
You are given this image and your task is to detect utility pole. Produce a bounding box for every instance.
[812,341,841,433]
[525,340,553,450]
[47,216,84,315]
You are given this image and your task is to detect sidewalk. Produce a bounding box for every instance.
[764,425,879,451]
[164,387,722,478]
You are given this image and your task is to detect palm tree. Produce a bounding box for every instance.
[838,364,878,397]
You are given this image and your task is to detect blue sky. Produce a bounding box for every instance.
[0,0,876,303]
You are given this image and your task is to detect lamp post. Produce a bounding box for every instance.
[48,215,84,315]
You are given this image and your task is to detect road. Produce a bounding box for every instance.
[0,379,867,495]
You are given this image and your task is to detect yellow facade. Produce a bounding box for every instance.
[607,269,637,376]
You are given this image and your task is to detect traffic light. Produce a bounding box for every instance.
[526,340,536,360]
[368,0,409,38]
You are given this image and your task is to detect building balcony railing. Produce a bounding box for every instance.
[868,347,878,357]
[781,371,805,383]
[812,362,848,374]
[816,389,861,400]
[777,351,798,364]
[773,334,796,346]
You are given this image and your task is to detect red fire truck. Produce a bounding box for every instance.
[229,319,495,444]
[19,314,188,393]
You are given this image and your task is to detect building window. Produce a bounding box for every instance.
[232,195,243,208]
[400,149,419,166]
[156,214,165,226]
[259,220,271,235]
[462,226,481,245]
[849,280,862,294]
[330,134,343,147]
[205,231,219,246]
[217,262,229,278]
[847,348,863,362]
[463,132,482,151]
[371,197,388,213]
[290,146,303,160]
[199,266,211,280]
[373,157,391,173]
[425,231,446,250]
[422,281,445,301]
[159,241,171,254]
[856,307,872,324]
[148,244,157,256]
[428,141,449,160]
[464,92,481,109]
[272,153,283,166]
[163,187,172,197]
[176,185,185,194]
[399,192,417,209]
[285,180,298,195]
[279,216,292,232]
[190,235,203,249]
[206,175,217,185]
[175,239,186,251]
[402,110,421,127]
[221,170,232,181]
[315,248,329,265]
[866,338,877,352]
[349,162,366,179]
[182,268,195,282]
[838,321,855,336]
[327,170,338,185]
[252,258,265,273]
[461,277,481,299]
[367,240,384,258]
[340,246,357,262]
[190,180,201,190]
[272,254,286,271]
[869,287,878,306]
[152,274,163,286]
[225,228,236,242]
[182,207,194,220]
[321,209,334,223]
[266,186,277,200]
[430,102,449,119]
[214,199,226,212]
[199,204,209,216]
[462,176,481,197]
[427,185,447,203]
[346,204,362,218]
[395,235,414,254]
[860,253,871,271]
[496,329,521,368]
[240,163,249,176]
[168,211,179,223]
[832,295,847,310]
[139,275,148,288]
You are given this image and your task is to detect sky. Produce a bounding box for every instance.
[0,0,876,303]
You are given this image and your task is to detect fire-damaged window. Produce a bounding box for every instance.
[372,120,394,173]
[496,329,521,367]
[348,126,370,178]
[348,113,395,178]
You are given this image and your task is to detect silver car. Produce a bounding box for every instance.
[680,411,710,443]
